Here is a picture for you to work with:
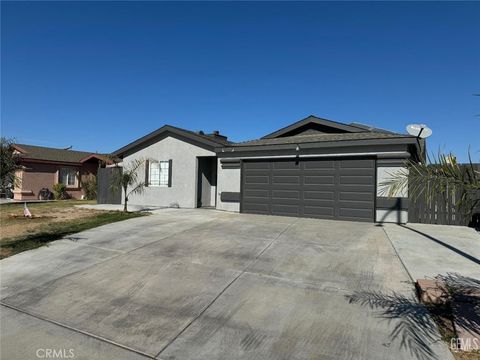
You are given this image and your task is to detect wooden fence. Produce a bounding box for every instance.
[97,167,122,204]
[408,190,471,226]
[408,164,480,226]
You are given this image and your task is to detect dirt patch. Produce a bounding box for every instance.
[1,205,103,241]
[453,350,480,360]
[0,202,146,259]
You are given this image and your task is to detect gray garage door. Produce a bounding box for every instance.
[241,158,375,222]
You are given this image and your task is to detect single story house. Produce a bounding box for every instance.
[12,144,108,200]
[112,115,423,223]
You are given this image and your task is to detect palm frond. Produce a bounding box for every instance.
[379,150,480,218]
[110,158,146,194]
[127,181,146,197]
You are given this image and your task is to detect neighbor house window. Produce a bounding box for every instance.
[149,160,170,187]
[59,168,78,187]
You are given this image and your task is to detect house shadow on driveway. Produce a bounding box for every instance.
[346,273,480,360]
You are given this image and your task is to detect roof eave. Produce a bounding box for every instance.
[18,158,83,166]
[112,125,226,157]
[216,136,420,154]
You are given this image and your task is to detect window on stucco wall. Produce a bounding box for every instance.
[148,160,170,187]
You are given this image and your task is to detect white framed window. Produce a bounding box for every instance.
[149,160,170,187]
[149,162,160,186]
[59,168,78,187]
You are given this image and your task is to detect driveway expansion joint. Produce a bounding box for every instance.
[153,220,297,358]
[0,302,155,359]
[381,226,415,284]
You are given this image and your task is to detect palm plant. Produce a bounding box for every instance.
[380,152,480,220]
[110,159,146,212]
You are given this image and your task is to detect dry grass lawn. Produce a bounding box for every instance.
[1,200,100,239]
[454,351,480,360]
[0,200,145,258]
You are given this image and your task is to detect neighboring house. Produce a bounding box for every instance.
[12,144,108,200]
[112,115,423,223]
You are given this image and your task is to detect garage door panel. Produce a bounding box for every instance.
[303,160,335,169]
[272,176,300,184]
[243,169,270,175]
[242,203,270,214]
[244,189,269,198]
[271,204,300,216]
[243,197,269,204]
[272,161,300,170]
[339,200,372,209]
[270,199,301,207]
[338,184,374,192]
[244,161,270,170]
[245,175,270,184]
[272,190,300,199]
[303,190,334,200]
[303,200,335,208]
[242,158,375,222]
[303,206,335,217]
[338,168,374,176]
[339,175,374,185]
[302,170,337,178]
[339,191,373,201]
[270,184,302,191]
[304,175,335,185]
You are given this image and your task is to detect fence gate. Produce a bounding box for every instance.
[97,167,122,204]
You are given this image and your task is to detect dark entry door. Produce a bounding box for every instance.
[241,158,375,222]
[197,157,217,208]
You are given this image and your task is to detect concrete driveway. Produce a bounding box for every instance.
[1,209,452,360]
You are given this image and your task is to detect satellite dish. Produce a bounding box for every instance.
[406,124,432,139]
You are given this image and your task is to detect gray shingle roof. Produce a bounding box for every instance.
[180,128,232,146]
[113,125,231,156]
[232,131,413,147]
[15,144,100,163]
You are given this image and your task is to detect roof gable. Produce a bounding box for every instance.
[13,144,100,164]
[113,125,230,157]
[262,115,366,139]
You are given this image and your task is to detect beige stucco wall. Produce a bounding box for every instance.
[123,136,215,208]
[376,165,408,223]
[216,159,241,212]
[376,166,408,197]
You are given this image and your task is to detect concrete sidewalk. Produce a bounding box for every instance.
[383,223,480,280]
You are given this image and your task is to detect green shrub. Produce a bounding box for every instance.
[52,183,68,199]
[82,176,97,200]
